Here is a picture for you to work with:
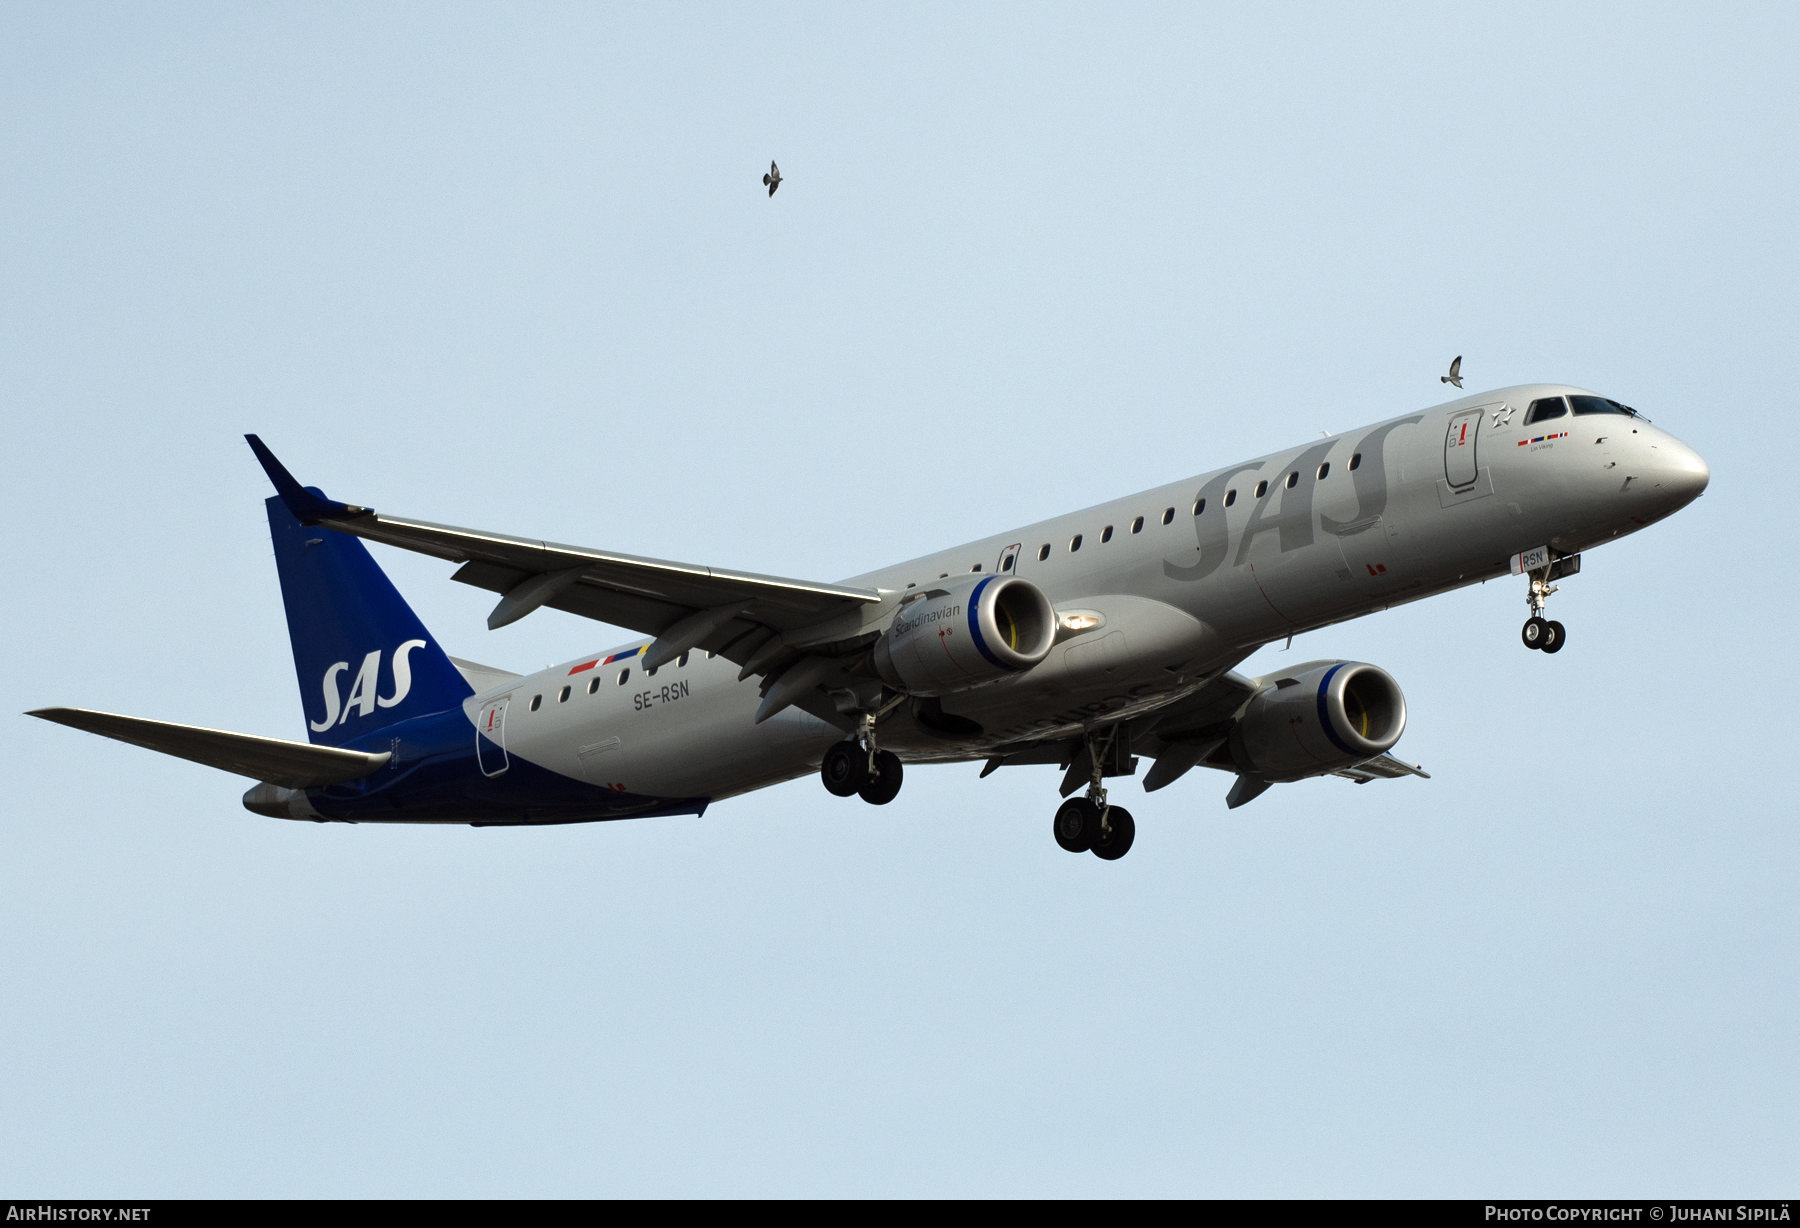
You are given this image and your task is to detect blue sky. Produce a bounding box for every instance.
[2,4,1795,1195]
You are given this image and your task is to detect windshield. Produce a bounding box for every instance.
[1570,394,1642,418]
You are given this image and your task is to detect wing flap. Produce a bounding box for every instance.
[28,707,392,789]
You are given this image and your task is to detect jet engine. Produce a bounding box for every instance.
[1228,661,1407,781]
[872,574,1056,696]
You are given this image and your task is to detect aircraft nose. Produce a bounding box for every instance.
[1633,432,1709,513]
[1661,438,1710,502]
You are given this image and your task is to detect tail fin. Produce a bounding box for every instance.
[266,495,472,746]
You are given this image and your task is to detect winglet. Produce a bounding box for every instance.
[244,434,374,525]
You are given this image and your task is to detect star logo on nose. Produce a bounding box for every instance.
[1491,405,1516,428]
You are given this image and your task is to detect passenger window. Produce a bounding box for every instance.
[1225,489,1237,507]
[617,668,630,685]
[1070,534,1083,552]
[558,686,571,702]
[1162,507,1174,524]
[678,652,689,667]
[645,664,657,676]
[1317,461,1330,480]
[970,563,982,572]
[587,678,600,694]
[1001,555,1013,571]
[1284,472,1297,489]
[1193,499,1206,516]
[1038,544,1051,561]
[529,695,542,712]
[1131,516,1144,533]
[1254,480,1269,498]
[1525,397,1569,424]
[1349,453,1362,471]
[1101,525,1113,543]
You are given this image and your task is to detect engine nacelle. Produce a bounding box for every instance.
[873,575,1056,696]
[1229,661,1407,782]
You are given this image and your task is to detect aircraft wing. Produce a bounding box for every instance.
[28,707,392,789]
[246,435,884,670]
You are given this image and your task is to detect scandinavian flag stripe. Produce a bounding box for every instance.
[569,645,647,675]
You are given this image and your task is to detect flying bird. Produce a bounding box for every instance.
[763,161,781,197]
[1441,355,1463,388]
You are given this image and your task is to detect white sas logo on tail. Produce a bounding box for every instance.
[309,639,429,732]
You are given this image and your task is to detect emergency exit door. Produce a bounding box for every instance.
[476,697,509,777]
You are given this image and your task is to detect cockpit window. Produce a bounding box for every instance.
[1524,397,1568,424]
[1571,395,1638,417]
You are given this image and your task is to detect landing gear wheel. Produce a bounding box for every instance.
[1541,620,1566,654]
[1053,797,1100,853]
[858,751,903,805]
[820,741,869,797]
[1090,807,1136,861]
[1522,617,1548,650]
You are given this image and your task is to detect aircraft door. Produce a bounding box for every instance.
[996,543,1022,574]
[476,696,509,777]
[1444,410,1482,488]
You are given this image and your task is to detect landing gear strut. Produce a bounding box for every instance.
[1050,729,1135,860]
[1521,570,1567,654]
[820,705,905,805]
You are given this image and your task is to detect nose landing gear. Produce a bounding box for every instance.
[1050,729,1136,860]
[1521,572,1567,654]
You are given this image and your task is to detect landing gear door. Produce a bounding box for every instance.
[476,696,509,777]
[997,543,1022,575]
[1444,410,1482,488]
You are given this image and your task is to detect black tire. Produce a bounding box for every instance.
[820,741,869,797]
[1541,620,1566,654]
[1521,617,1548,649]
[859,751,904,805]
[1091,807,1136,861]
[1053,797,1099,853]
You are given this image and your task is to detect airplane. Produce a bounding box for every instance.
[30,384,1708,861]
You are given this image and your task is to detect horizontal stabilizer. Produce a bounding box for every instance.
[28,707,392,789]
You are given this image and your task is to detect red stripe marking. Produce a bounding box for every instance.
[568,660,597,674]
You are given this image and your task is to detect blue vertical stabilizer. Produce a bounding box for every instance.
[265,495,472,746]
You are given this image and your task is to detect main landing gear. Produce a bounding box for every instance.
[1051,730,1136,861]
[820,710,904,805]
[1521,570,1567,654]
